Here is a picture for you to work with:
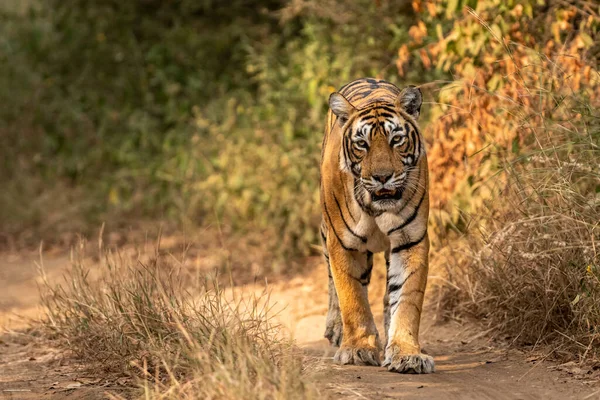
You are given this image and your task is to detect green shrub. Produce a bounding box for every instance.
[0,1,441,257]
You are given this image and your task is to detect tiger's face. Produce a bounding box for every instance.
[329,86,423,213]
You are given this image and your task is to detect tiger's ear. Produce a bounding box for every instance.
[396,85,422,120]
[329,92,356,126]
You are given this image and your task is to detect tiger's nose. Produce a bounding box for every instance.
[373,173,393,184]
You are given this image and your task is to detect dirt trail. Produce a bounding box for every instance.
[262,263,600,400]
[1,251,599,399]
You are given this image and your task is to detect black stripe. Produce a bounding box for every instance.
[323,202,358,252]
[408,124,419,157]
[388,283,402,293]
[400,288,425,297]
[390,229,427,254]
[333,194,367,242]
[386,189,426,235]
[405,119,420,137]
[360,252,374,285]
[342,135,352,167]
[342,135,349,162]
[408,302,422,313]
[378,112,396,119]
[389,300,421,314]
[351,144,363,161]
[342,190,357,223]
[339,168,357,222]
[359,267,372,283]
[358,115,378,123]
[392,165,423,216]
[388,270,416,293]
[320,229,327,243]
[339,79,366,94]
[346,84,370,98]
[409,123,418,144]
[384,166,423,233]
[377,105,398,114]
[357,108,377,117]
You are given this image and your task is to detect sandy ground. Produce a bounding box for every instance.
[1,250,599,399]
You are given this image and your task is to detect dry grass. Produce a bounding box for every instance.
[433,47,600,361]
[448,136,600,358]
[39,240,320,399]
[418,3,600,362]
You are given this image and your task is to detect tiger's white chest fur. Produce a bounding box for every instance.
[343,212,409,253]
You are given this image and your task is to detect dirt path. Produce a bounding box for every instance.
[242,256,600,399]
[303,325,598,400]
[0,251,133,399]
[1,251,599,399]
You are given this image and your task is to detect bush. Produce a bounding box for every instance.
[441,111,599,360]
[0,1,441,257]
[417,0,600,361]
[403,0,599,237]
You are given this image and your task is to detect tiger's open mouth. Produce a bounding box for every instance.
[372,188,402,201]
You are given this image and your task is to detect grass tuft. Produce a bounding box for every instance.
[40,240,319,399]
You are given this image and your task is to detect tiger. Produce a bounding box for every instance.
[320,77,434,374]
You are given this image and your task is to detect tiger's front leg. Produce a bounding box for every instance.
[383,232,435,374]
[328,235,381,366]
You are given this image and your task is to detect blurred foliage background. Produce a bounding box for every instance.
[0,0,598,254]
[0,0,438,252]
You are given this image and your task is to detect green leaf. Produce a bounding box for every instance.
[511,137,520,155]
[580,33,594,48]
[487,73,503,91]
[446,0,459,19]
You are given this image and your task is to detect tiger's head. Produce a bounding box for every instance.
[329,86,423,213]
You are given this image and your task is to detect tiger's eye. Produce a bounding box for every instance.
[391,136,403,145]
[356,140,367,148]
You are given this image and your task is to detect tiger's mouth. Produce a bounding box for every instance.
[372,188,402,201]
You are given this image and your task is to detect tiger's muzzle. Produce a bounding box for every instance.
[372,187,403,201]
[364,171,406,203]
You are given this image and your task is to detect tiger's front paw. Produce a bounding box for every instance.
[334,345,381,366]
[383,344,435,374]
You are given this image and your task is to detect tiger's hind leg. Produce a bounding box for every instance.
[383,249,391,345]
[324,259,343,346]
[322,225,343,346]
